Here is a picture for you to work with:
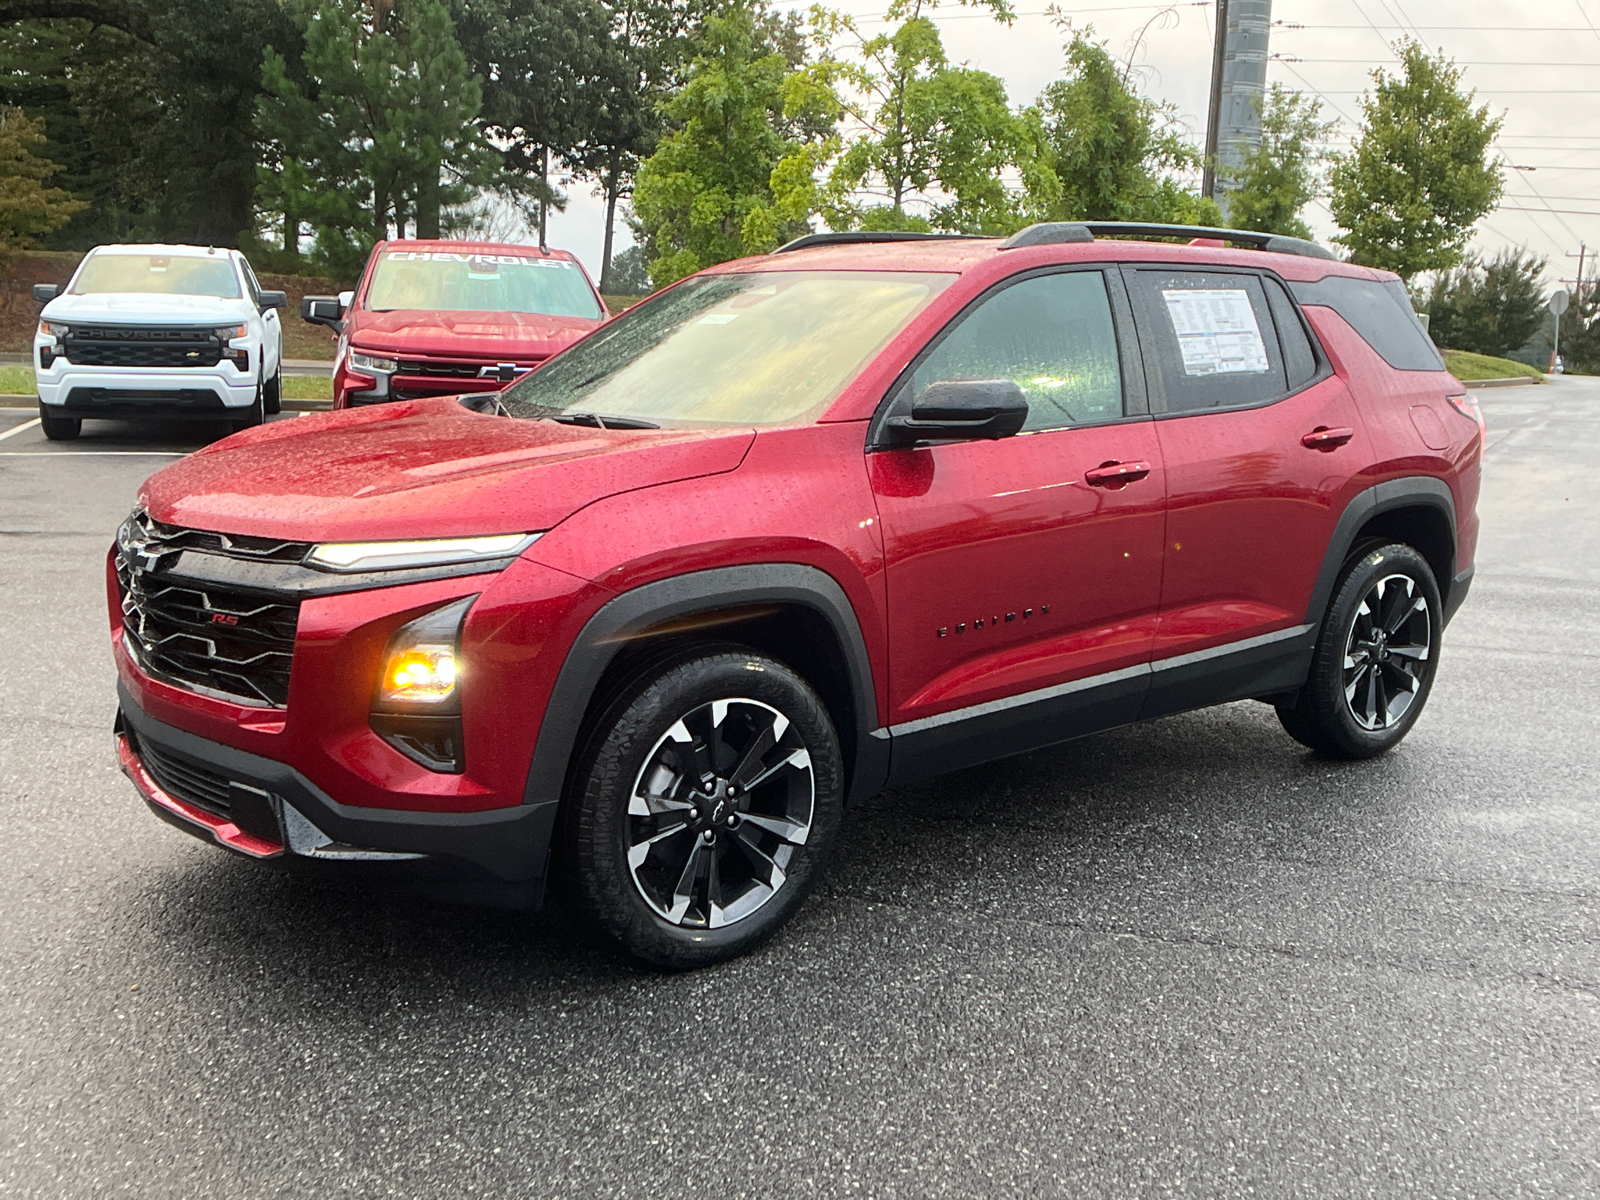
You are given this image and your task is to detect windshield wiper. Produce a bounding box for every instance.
[552,411,659,430]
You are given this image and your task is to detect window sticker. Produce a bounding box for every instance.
[1161,288,1269,376]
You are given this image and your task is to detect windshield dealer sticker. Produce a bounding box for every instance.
[1161,288,1269,376]
[385,252,574,269]
[697,313,739,325]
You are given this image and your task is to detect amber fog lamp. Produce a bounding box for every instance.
[381,644,458,705]
[370,595,477,774]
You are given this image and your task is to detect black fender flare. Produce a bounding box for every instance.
[521,563,889,816]
[1305,475,1460,629]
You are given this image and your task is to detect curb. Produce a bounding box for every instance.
[1463,376,1544,389]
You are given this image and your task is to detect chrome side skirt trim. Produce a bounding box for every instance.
[886,623,1314,738]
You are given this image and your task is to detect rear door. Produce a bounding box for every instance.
[870,266,1167,780]
[1121,264,1372,716]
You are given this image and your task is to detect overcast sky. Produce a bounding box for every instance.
[544,0,1599,292]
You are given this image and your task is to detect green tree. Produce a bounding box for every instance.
[1224,83,1334,239]
[1329,42,1503,279]
[257,0,495,275]
[0,1,299,247]
[1025,29,1219,226]
[0,104,84,270]
[823,0,1029,234]
[632,2,841,287]
[1423,247,1547,359]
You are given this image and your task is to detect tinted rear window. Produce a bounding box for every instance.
[1289,275,1444,371]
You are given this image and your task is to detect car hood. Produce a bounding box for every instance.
[43,293,253,324]
[349,309,603,360]
[138,399,755,543]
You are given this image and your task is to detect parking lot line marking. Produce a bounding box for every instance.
[0,418,40,443]
[0,450,185,457]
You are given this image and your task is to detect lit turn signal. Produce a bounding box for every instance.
[379,644,458,704]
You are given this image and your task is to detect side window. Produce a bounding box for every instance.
[1264,276,1318,391]
[239,257,262,307]
[1129,269,1288,413]
[912,270,1124,432]
[1288,275,1446,371]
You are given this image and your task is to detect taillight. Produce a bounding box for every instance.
[1446,392,1484,433]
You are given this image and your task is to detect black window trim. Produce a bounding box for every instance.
[1119,262,1333,421]
[866,262,1152,452]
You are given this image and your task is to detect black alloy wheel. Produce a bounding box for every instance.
[563,647,843,968]
[1342,572,1432,731]
[1277,542,1441,759]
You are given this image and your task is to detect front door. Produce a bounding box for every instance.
[869,267,1167,782]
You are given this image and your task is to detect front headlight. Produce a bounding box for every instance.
[350,351,399,374]
[38,320,67,339]
[307,533,538,573]
[215,324,249,343]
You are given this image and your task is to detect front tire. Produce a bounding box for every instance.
[38,403,80,441]
[563,648,844,969]
[230,380,265,433]
[263,368,282,415]
[1276,542,1441,759]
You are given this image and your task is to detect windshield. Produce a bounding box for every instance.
[72,254,241,299]
[365,250,603,318]
[498,270,952,428]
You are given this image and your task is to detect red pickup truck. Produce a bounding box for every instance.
[302,240,608,408]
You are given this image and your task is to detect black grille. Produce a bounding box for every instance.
[133,733,233,818]
[116,511,309,707]
[64,325,223,368]
[397,358,540,379]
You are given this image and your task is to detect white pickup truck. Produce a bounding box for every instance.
[33,244,286,440]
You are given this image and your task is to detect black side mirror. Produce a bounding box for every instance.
[883,379,1029,445]
[32,284,59,304]
[301,295,344,328]
[259,290,288,311]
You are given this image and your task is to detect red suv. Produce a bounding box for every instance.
[302,240,607,407]
[110,222,1482,968]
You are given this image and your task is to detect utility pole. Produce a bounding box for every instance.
[1566,243,1588,305]
[1202,0,1230,200]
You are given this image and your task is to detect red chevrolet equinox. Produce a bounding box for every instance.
[301,240,607,407]
[110,223,1482,968]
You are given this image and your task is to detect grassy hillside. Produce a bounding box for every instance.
[1442,349,1544,382]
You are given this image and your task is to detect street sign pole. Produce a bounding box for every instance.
[1550,289,1570,373]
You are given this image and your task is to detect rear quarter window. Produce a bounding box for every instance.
[1288,275,1445,371]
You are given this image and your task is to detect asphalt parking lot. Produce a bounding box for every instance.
[1,384,1596,1198]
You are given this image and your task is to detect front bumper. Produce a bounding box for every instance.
[117,686,559,908]
[36,361,257,415]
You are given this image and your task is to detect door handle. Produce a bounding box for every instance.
[1084,460,1151,487]
[1301,426,1354,450]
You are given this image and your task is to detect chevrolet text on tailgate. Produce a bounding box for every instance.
[301,239,607,408]
[111,222,1483,969]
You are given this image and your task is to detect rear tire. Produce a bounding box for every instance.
[1276,542,1441,759]
[562,648,844,969]
[263,369,282,415]
[38,403,80,441]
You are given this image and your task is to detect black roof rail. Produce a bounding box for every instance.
[998,220,1337,261]
[773,231,981,253]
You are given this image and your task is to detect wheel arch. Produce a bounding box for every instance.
[523,564,889,820]
[1306,476,1459,629]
